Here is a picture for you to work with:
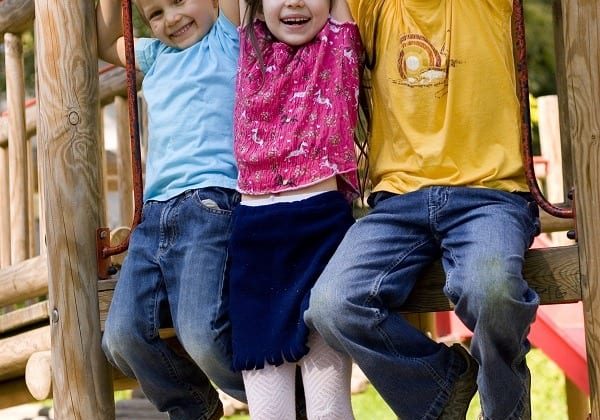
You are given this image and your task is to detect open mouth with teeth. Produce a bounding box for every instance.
[171,22,192,38]
[280,17,311,25]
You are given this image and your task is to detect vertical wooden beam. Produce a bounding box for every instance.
[537,95,572,246]
[0,146,10,268]
[558,1,600,418]
[552,0,574,200]
[27,138,36,257]
[115,96,133,226]
[34,0,114,418]
[99,107,109,226]
[5,32,29,264]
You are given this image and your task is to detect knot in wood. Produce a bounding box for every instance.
[68,111,80,125]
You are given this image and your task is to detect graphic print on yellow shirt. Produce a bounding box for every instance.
[395,0,451,91]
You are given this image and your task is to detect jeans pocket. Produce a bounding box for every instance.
[192,187,239,215]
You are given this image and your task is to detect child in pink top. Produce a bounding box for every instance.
[228,0,362,418]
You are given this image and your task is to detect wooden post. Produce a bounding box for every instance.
[558,0,600,417]
[115,96,134,226]
[552,1,574,201]
[27,137,36,257]
[0,146,10,268]
[537,95,573,246]
[34,0,114,417]
[5,32,29,264]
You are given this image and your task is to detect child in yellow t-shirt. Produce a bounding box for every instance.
[306,1,540,419]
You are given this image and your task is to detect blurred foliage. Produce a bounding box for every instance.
[523,0,556,96]
[0,0,556,104]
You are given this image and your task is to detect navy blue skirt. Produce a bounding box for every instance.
[228,191,354,371]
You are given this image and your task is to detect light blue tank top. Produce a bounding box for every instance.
[136,13,239,202]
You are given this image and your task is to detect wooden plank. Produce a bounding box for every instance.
[559,0,600,417]
[4,32,29,264]
[0,325,50,382]
[34,0,114,417]
[0,255,47,307]
[0,301,48,335]
[98,246,581,320]
[402,245,581,313]
[0,0,34,36]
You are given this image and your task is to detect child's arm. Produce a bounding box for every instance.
[220,0,241,27]
[96,0,132,68]
[331,0,353,23]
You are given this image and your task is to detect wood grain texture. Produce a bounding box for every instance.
[559,0,600,416]
[0,255,47,307]
[34,0,114,417]
[5,33,29,264]
[0,0,34,35]
[0,67,142,147]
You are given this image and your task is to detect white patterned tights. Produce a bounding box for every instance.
[242,332,355,420]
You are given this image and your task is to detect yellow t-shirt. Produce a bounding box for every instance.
[349,0,528,194]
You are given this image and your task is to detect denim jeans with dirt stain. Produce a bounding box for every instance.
[102,187,244,420]
[305,186,540,420]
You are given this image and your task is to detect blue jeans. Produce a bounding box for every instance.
[102,188,244,420]
[306,187,540,420]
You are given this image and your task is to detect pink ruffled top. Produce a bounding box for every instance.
[234,19,362,201]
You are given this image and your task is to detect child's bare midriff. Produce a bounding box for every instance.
[241,176,337,202]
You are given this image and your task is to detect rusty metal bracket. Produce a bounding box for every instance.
[96,228,118,279]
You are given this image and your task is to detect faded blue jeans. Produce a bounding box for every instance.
[306,187,540,420]
[102,188,244,420]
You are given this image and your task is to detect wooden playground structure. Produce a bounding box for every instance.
[0,0,599,418]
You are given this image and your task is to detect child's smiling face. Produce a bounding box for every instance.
[261,0,330,46]
[137,0,218,49]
